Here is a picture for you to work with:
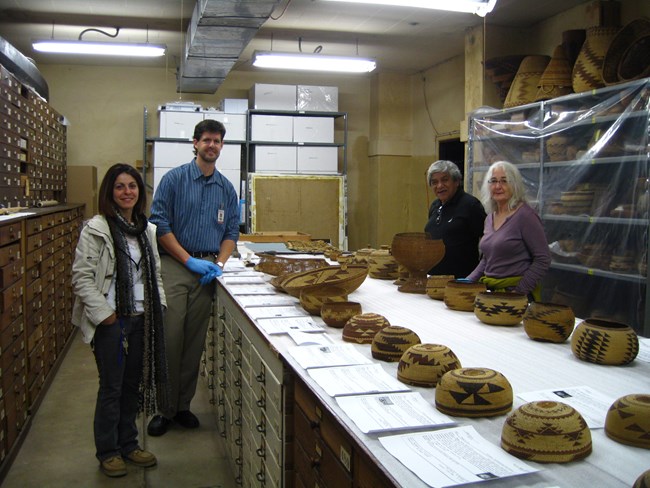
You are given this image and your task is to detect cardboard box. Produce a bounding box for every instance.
[251,115,293,142]
[254,146,297,173]
[297,85,339,112]
[239,231,311,243]
[249,83,297,110]
[203,111,247,141]
[158,110,203,139]
[297,146,338,174]
[293,116,334,143]
[218,98,249,114]
[66,165,97,220]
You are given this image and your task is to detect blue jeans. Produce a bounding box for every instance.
[92,315,144,461]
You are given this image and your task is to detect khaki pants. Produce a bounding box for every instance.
[159,254,214,417]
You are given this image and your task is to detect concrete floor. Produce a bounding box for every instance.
[2,332,237,488]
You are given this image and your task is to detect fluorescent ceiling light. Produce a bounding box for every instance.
[33,40,166,57]
[323,0,497,17]
[253,51,376,73]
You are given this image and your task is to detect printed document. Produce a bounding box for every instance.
[379,426,538,487]
[336,391,455,434]
[308,363,410,397]
[288,344,372,369]
[256,316,325,335]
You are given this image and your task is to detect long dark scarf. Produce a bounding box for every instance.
[106,211,170,416]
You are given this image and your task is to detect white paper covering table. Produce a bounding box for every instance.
[219,267,650,488]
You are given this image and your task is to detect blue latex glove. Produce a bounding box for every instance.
[185,256,219,275]
[199,267,223,285]
[455,278,474,283]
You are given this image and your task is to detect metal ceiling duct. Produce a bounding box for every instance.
[0,35,49,101]
[178,0,280,94]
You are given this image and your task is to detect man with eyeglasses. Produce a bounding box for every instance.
[424,160,486,277]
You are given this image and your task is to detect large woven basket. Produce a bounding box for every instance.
[602,18,650,85]
[280,264,368,298]
[503,55,550,108]
[535,45,573,101]
[254,252,330,276]
[572,26,619,93]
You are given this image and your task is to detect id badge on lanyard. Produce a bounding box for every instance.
[217,204,225,225]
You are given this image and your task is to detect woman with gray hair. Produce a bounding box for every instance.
[424,160,486,277]
[467,161,550,300]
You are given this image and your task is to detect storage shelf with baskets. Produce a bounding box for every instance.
[468,78,649,336]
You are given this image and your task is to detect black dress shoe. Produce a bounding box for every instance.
[147,415,172,436]
[174,410,199,429]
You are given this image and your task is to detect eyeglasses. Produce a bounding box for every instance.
[488,178,508,186]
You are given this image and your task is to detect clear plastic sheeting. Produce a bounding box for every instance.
[467,79,649,336]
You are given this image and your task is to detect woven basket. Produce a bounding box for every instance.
[473,292,528,326]
[634,469,650,488]
[572,26,619,93]
[435,368,512,418]
[299,287,348,316]
[501,401,592,463]
[485,55,527,103]
[602,18,650,85]
[371,326,421,362]
[425,275,455,300]
[397,343,461,388]
[320,301,362,328]
[342,313,389,344]
[503,55,550,108]
[523,302,575,343]
[444,280,487,312]
[605,394,650,449]
[535,45,573,101]
[570,318,639,365]
[546,134,571,162]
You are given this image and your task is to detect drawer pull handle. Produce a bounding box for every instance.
[256,447,265,458]
[235,456,242,465]
[309,420,320,429]
[255,372,265,383]
[256,398,265,408]
[256,472,265,482]
[235,437,242,446]
[256,423,265,434]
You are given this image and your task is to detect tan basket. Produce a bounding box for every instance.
[397,343,461,388]
[503,55,550,108]
[535,45,573,101]
[605,394,650,449]
[573,26,619,93]
[320,301,362,328]
[342,313,389,344]
[523,302,575,343]
[435,368,513,417]
[443,280,487,311]
[473,292,528,326]
[570,318,639,365]
[501,401,592,463]
[371,326,421,362]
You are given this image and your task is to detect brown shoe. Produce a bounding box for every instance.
[124,449,157,468]
[100,456,127,477]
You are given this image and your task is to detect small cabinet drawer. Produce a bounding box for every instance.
[0,222,21,246]
[0,258,22,288]
[0,242,20,267]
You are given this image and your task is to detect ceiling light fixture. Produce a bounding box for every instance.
[32,27,166,57]
[322,0,497,17]
[253,51,376,73]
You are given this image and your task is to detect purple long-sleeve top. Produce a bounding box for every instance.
[467,203,551,295]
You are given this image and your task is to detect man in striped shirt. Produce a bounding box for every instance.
[148,119,239,436]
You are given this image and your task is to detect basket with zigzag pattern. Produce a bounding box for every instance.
[570,318,639,365]
[473,291,528,326]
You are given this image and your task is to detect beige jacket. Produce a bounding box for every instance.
[71,215,166,343]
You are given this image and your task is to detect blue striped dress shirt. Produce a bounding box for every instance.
[150,159,239,253]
